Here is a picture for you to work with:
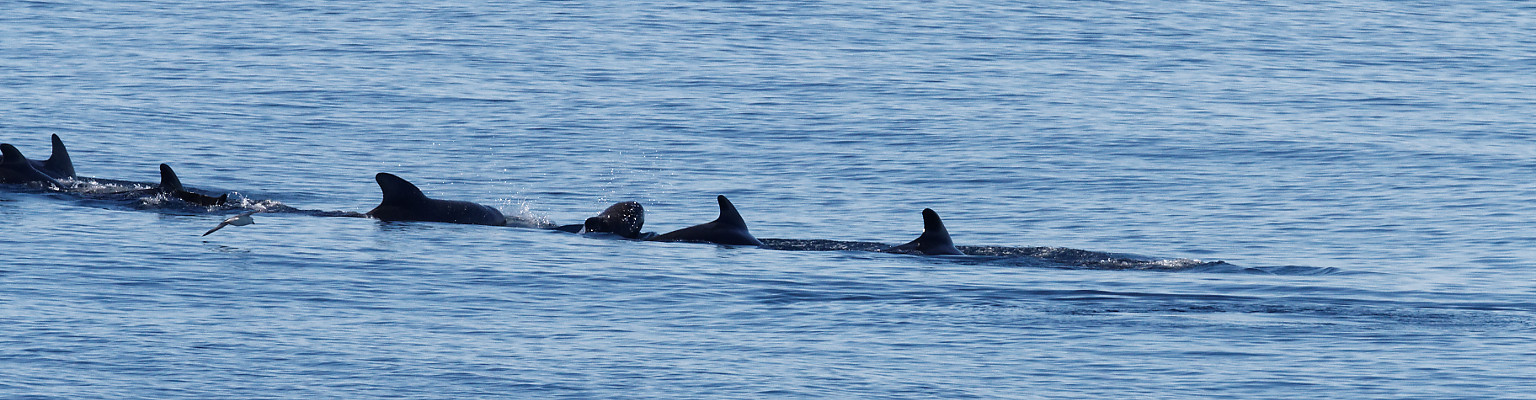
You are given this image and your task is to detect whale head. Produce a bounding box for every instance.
[584,201,646,238]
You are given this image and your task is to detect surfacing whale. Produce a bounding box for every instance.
[0,143,63,188]
[157,164,229,206]
[647,195,762,246]
[884,208,963,255]
[73,163,230,206]
[1,134,76,183]
[366,173,507,226]
[554,201,649,239]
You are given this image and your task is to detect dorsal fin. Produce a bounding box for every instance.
[375,173,430,205]
[921,208,949,238]
[915,208,962,255]
[888,208,963,255]
[44,134,75,178]
[159,164,184,192]
[1,144,29,166]
[714,195,749,229]
[1,144,63,188]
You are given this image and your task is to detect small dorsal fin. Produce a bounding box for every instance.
[1,144,28,166]
[714,195,749,229]
[44,134,75,178]
[375,173,430,205]
[889,208,963,255]
[159,164,184,192]
[915,208,962,255]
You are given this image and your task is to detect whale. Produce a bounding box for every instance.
[555,201,648,238]
[78,163,230,206]
[883,208,963,255]
[157,164,229,206]
[647,195,762,246]
[365,173,507,226]
[1,134,76,180]
[0,143,64,188]
[30,134,75,179]
[585,201,646,238]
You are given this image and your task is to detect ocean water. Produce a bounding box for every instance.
[4,0,1536,398]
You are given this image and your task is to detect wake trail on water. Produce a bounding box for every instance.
[759,238,1340,275]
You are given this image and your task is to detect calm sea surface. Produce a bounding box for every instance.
[4,1,1536,398]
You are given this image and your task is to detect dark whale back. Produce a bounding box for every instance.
[158,164,228,206]
[0,143,63,187]
[584,201,646,238]
[648,195,761,246]
[3,135,74,181]
[886,208,963,256]
[367,173,506,226]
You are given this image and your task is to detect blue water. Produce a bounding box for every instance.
[5,0,1536,398]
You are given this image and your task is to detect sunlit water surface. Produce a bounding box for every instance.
[4,1,1536,398]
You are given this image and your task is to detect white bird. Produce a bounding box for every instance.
[203,211,257,236]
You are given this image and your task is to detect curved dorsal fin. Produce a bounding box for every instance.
[1,144,63,188]
[375,173,429,205]
[159,164,184,192]
[1,144,29,166]
[888,208,963,255]
[915,208,962,255]
[45,134,75,178]
[714,195,749,229]
[921,208,950,238]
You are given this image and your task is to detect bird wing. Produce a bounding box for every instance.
[203,221,231,236]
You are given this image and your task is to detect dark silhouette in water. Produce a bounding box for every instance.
[647,195,762,246]
[884,208,963,256]
[72,163,230,207]
[3,134,1282,272]
[37,134,76,179]
[554,201,649,239]
[157,164,229,206]
[5,136,228,206]
[366,173,507,226]
[0,143,64,188]
[0,134,74,183]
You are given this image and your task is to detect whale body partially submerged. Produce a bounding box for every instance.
[884,208,963,256]
[555,201,649,239]
[648,195,761,246]
[366,173,507,226]
[0,143,63,188]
